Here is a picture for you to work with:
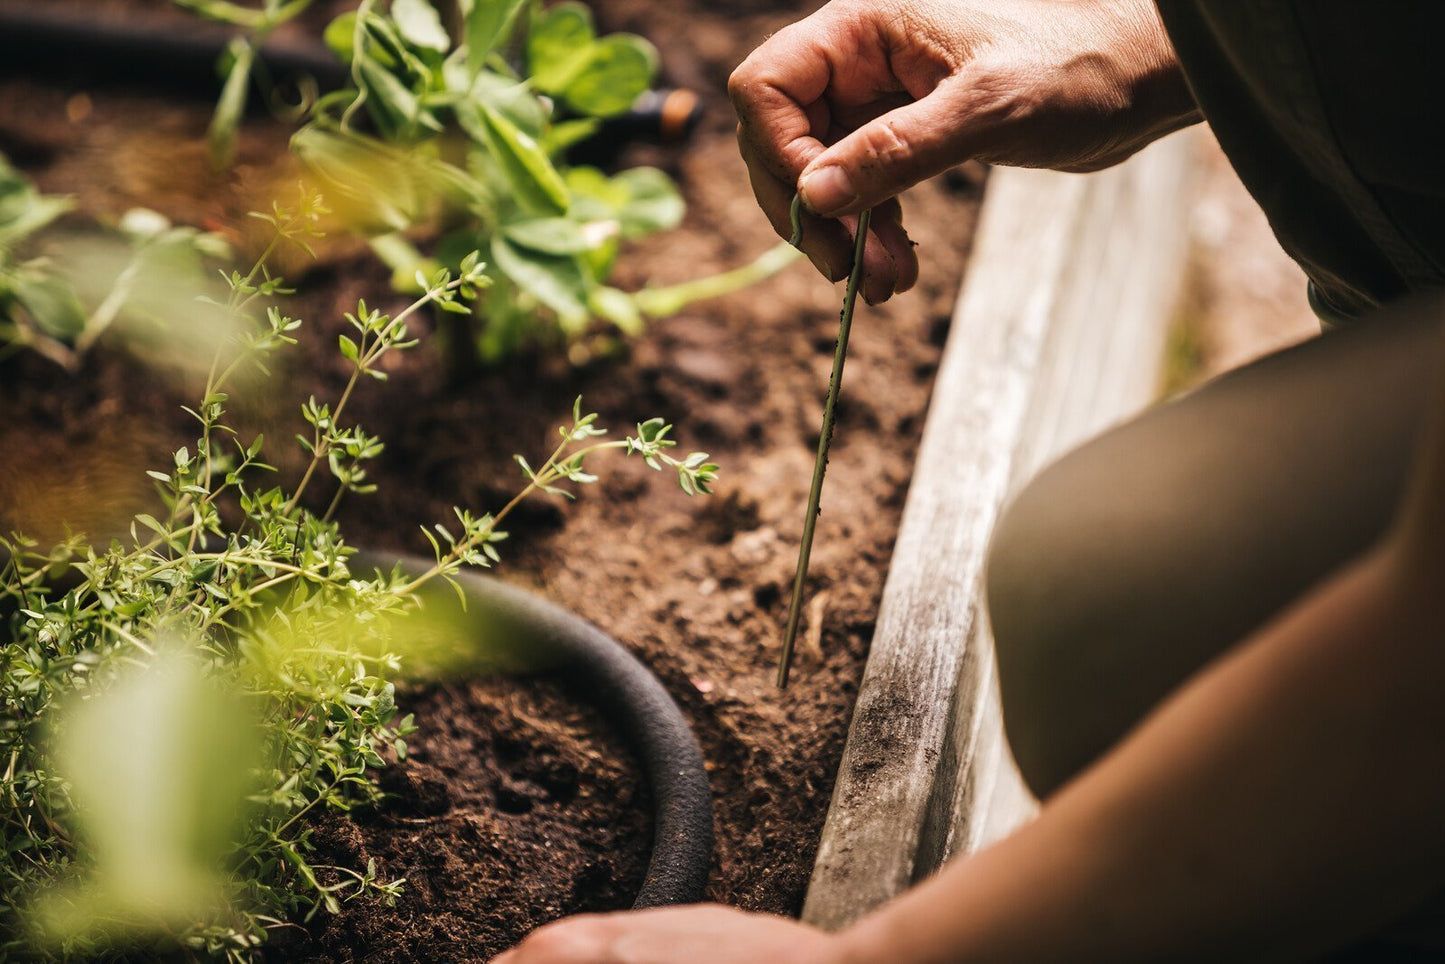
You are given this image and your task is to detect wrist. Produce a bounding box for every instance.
[1103,0,1201,130]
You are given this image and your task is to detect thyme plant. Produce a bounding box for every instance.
[0,194,717,959]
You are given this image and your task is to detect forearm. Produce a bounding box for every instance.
[840,544,1445,962]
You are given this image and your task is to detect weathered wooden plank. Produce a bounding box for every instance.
[802,132,1196,930]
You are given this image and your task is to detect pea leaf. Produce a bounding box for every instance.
[322,11,357,61]
[0,184,72,250]
[357,57,433,141]
[502,217,593,255]
[470,70,548,139]
[391,0,450,53]
[562,34,658,118]
[490,236,588,325]
[458,103,569,216]
[613,167,684,237]
[588,285,643,335]
[463,0,528,73]
[12,270,87,339]
[526,2,596,94]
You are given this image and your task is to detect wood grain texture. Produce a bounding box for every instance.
[802,132,1197,930]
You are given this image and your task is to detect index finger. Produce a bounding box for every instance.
[728,19,837,183]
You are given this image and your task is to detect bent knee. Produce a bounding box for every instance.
[984,456,1203,799]
[985,476,1103,798]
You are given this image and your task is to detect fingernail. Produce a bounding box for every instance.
[807,252,836,280]
[799,166,856,216]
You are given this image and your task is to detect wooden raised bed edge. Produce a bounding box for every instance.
[803,131,1198,929]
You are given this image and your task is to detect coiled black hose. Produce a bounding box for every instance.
[361,552,714,908]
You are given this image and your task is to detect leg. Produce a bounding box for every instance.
[986,294,1444,799]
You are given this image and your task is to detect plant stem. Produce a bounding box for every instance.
[392,435,630,595]
[779,205,872,689]
[282,275,460,517]
[634,241,801,318]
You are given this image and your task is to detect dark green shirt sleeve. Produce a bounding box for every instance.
[1156,1,1445,321]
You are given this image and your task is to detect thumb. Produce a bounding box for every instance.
[798,80,977,217]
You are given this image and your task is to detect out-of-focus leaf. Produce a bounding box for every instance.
[469,70,548,139]
[38,648,261,941]
[391,0,450,53]
[541,117,602,156]
[323,11,358,61]
[11,271,87,339]
[563,165,682,240]
[458,103,569,216]
[526,2,595,94]
[463,0,528,73]
[0,159,73,249]
[588,285,643,335]
[490,235,588,325]
[502,217,592,255]
[357,57,438,141]
[292,127,437,233]
[612,166,684,238]
[562,34,657,118]
[208,37,255,168]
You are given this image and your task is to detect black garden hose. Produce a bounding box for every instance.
[0,6,349,97]
[0,6,705,158]
[358,551,714,909]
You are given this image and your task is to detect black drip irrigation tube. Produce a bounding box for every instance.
[0,7,705,160]
[359,552,714,908]
[0,7,350,97]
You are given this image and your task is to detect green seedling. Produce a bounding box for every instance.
[185,0,800,362]
[779,195,872,688]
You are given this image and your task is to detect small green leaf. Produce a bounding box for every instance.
[323,11,358,62]
[460,103,569,216]
[490,236,589,325]
[467,71,548,139]
[588,286,643,335]
[357,57,429,141]
[391,0,450,53]
[502,217,592,255]
[11,271,87,339]
[612,167,684,238]
[463,0,528,73]
[526,2,595,94]
[562,34,658,119]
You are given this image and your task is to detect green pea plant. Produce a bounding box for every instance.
[0,152,235,371]
[0,191,717,960]
[180,0,800,362]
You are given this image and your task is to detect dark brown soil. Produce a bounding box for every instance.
[0,0,981,959]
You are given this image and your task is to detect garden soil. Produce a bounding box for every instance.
[0,0,981,958]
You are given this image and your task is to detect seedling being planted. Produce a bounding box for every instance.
[779,195,873,689]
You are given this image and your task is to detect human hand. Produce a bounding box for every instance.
[490,904,842,964]
[729,0,1198,301]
